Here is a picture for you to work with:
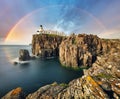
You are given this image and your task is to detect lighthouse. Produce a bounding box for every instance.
[37,25,44,34]
[40,25,44,33]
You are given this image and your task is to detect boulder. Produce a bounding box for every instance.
[19,49,30,61]
[2,87,25,99]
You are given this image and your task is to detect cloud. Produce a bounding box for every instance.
[53,5,106,35]
[53,19,76,34]
[99,28,120,39]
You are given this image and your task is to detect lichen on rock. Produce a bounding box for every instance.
[2,87,25,99]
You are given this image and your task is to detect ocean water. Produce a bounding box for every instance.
[0,45,83,97]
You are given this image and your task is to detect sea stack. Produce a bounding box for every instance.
[19,49,30,61]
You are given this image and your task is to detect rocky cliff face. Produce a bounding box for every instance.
[25,39,120,99]
[59,34,110,68]
[32,34,64,58]
[32,33,117,69]
[23,39,120,98]
[2,35,120,99]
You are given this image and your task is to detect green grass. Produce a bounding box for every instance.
[51,82,58,86]
[60,63,89,71]
[60,83,68,87]
[51,82,68,87]
[45,33,65,37]
[95,73,113,80]
[47,33,59,37]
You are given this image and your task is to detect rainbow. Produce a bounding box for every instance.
[5,5,106,44]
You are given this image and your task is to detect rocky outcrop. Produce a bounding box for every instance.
[59,34,107,68]
[25,76,110,99]
[2,36,120,99]
[32,33,117,69]
[2,87,25,99]
[3,73,120,99]
[26,82,67,99]
[32,34,64,58]
[32,33,112,68]
[26,66,120,99]
[25,40,120,99]
[19,49,30,61]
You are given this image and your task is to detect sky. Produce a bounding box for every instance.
[0,0,120,45]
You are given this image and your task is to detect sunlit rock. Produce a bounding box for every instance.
[2,87,25,99]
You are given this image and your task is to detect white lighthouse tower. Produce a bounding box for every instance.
[39,25,44,33]
[37,25,44,34]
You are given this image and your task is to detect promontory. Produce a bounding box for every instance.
[2,29,120,98]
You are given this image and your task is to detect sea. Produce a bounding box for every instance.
[0,45,83,97]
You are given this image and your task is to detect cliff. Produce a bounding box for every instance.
[59,34,112,68]
[2,34,120,99]
[32,33,118,69]
[29,34,120,99]
[32,34,64,58]
[3,50,120,98]
[26,38,120,99]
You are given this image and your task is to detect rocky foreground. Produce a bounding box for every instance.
[2,34,120,99]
